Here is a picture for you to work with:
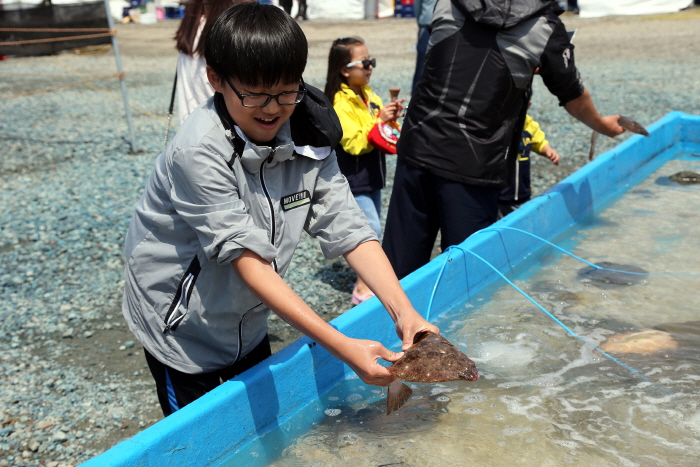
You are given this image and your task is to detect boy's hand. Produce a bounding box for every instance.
[540,144,560,165]
[394,310,440,351]
[338,338,404,386]
[379,98,406,122]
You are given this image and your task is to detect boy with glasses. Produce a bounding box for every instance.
[122,2,436,416]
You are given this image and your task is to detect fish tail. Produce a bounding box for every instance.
[386,379,413,415]
[589,130,599,160]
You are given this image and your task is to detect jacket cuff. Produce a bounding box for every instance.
[214,230,278,265]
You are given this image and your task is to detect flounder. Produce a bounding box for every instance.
[577,261,648,288]
[599,329,678,354]
[669,171,700,185]
[386,331,479,415]
[589,115,649,160]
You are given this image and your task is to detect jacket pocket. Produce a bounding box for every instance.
[163,256,201,333]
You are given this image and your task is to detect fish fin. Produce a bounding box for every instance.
[618,115,650,137]
[589,130,599,161]
[386,379,413,415]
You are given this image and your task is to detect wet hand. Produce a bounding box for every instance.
[339,339,404,387]
[394,311,440,351]
[599,114,625,138]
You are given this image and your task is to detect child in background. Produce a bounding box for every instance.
[324,37,404,305]
[175,0,254,125]
[124,3,437,416]
[498,110,560,218]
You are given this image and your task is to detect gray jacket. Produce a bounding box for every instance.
[122,94,376,374]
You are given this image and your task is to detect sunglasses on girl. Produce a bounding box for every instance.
[345,58,377,70]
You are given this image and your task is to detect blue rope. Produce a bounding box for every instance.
[424,227,698,381]
[474,226,700,277]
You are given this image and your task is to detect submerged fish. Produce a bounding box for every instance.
[386,331,479,415]
[577,261,648,288]
[589,115,649,160]
[599,329,678,354]
[669,171,700,185]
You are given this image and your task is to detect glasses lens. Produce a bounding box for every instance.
[363,58,376,69]
[278,92,305,105]
[241,94,270,107]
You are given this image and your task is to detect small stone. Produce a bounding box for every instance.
[61,328,74,339]
[36,420,53,429]
[28,439,40,452]
[118,345,126,351]
[53,430,69,442]
[83,331,94,338]
[124,341,134,348]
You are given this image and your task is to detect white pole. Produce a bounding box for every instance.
[103,0,138,153]
[365,0,377,19]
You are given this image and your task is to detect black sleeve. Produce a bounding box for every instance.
[538,14,585,106]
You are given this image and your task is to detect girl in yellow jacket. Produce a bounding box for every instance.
[324,37,404,305]
[498,113,560,218]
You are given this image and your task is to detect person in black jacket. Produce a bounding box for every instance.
[383,0,628,279]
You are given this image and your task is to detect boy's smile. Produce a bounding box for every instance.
[206,66,300,145]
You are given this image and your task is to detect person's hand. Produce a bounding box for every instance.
[336,338,404,386]
[393,309,440,351]
[540,144,560,165]
[597,114,625,138]
[378,98,406,122]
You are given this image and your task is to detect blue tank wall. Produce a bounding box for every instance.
[82,111,700,466]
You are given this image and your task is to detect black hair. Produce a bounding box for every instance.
[204,2,307,88]
[324,37,364,103]
[174,0,233,57]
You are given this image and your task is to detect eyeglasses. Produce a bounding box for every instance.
[223,77,307,108]
[345,58,376,70]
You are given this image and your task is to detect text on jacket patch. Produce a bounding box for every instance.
[282,190,311,211]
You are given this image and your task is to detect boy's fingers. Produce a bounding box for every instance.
[380,348,404,363]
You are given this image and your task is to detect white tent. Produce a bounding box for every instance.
[578,0,693,18]
[300,0,396,20]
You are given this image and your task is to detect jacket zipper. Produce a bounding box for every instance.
[233,303,261,364]
[260,149,278,272]
[163,256,201,333]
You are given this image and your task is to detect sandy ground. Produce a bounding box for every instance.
[2,6,699,463]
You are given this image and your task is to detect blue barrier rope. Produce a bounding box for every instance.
[475,226,700,277]
[425,226,698,383]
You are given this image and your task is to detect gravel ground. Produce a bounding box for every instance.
[1,8,699,466]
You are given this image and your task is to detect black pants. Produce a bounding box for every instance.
[144,335,272,417]
[383,160,500,279]
[279,0,292,15]
[296,0,308,20]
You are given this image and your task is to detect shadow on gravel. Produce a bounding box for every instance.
[313,260,355,294]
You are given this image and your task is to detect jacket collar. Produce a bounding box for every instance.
[338,83,374,103]
[232,123,296,174]
[213,85,341,172]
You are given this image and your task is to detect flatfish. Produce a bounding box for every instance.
[577,261,648,288]
[589,115,650,160]
[669,171,700,185]
[599,329,678,354]
[386,331,479,415]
